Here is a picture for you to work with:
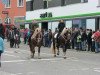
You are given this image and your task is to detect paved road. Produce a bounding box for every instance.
[0,39,100,75]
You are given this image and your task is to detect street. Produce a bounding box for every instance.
[0,39,100,75]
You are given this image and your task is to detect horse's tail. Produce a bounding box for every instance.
[51,42,54,53]
[51,38,56,55]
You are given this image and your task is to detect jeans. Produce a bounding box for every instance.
[48,40,52,47]
[95,41,100,52]
[92,41,95,52]
[77,42,82,50]
[81,41,86,50]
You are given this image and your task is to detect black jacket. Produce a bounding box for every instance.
[81,32,87,41]
[58,22,65,33]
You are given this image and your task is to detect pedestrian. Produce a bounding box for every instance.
[87,29,92,51]
[0,23,5,39]
[93,30,100,53]
[76,32,82,51]
[0,34,4,67]
[81,30,87,51]
[9,28,15,48]
[23,28,28,44]
[48,29,52,47]
[91,31,95,52]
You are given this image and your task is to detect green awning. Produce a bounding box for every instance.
[17,12,100,23]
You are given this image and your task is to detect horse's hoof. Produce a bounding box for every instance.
[57,53,59,55]
[63,57,67,59]
[31,55,34,58]
[14,51,18,53]
[54,55,56,57]
[38,57,41,59]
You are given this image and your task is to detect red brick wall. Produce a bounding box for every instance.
[0,0,26,25]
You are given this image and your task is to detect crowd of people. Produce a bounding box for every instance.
[6,26,21,48]
[0,20,100,67]
[21,20,100,53]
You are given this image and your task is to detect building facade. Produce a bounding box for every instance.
[0,0,26,27]
[26,0,100,32]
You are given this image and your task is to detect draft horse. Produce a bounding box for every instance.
[29,28,42,59]
[52,28,70,59]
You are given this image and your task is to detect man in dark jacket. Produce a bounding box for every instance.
[57,20,65,43]
[87,29,92,51]
[58,20,65,33]
[81,30,87,51]
[9,28,15,48]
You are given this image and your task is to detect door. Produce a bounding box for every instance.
[41,22,48,31]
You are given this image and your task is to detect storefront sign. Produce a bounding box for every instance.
[40,12,52,18]
[2,11,8,14]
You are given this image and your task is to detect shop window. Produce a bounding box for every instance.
[17,0,24,7]
[61,0,66,6]
[81,0,88,3]
[5,0,11,8]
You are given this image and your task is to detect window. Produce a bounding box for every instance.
[5,0,11,8]
[26,1,33,11]
[43,0,48,9]
[17,0,24,7]
[81,0,88,3]
[98,0,100,6]
[61,0,66,6]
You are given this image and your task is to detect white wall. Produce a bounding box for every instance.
[26,0,100,20]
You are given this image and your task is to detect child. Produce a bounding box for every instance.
[0,34,4,67]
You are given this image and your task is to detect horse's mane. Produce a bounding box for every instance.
[31,28,42,40]
[60,28,68,36]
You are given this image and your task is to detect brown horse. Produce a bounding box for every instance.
[52,28,71,59]
[29,28,43,59]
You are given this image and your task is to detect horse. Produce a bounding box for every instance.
[52,28,71,59]
[29,28,43,59]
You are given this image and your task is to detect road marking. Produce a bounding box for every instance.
[1,57,63,63]
[69,69,79,71]
[0,71,16,75]
[4,54,20,58]
[5,51,14,54]
[1,60,27,63]
[94,68,100,70]
[27,72,36,74]
[16,73,23,75]
[69,68,90,71]
[1,56,79,63]
[94,70,100,72]
[81,68,89,71]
